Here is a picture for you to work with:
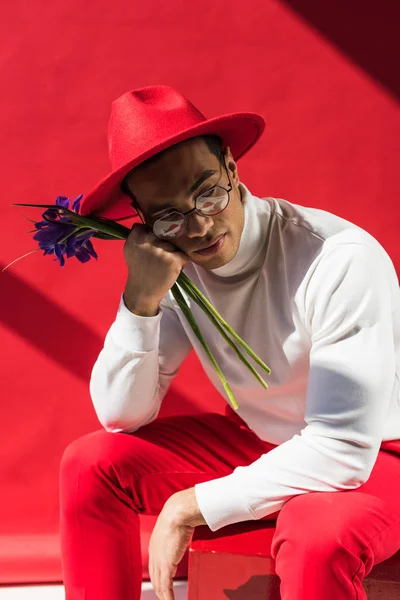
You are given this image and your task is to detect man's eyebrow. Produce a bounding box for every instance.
[149,169,217,217]
[188,169,217,196]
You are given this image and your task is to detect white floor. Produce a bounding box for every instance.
[0,581,188,599]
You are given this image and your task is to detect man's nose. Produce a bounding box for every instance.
[185,211,215,238]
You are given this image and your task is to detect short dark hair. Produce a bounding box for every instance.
[202,134,224,158]
[121,134,223,197]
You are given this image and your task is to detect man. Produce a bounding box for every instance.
[60,84,400,600]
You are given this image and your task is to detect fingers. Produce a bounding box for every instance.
[159,564,175,600]
[130,223,173,250]
[149,554,156,592]
[150,559,175,600]
[129,223,189,259]
[149,542,177,600]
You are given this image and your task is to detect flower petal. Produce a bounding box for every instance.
[34,219,49,230]
[33,223,75,245]
[83,239,98,259]
[75,247,91,263]
[65,243,76,259]
[42,208,59,221]
[72,194,83,213]
[54,243,65,267]
[55,196,70,209]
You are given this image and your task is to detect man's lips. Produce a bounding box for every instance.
[194,234,225,252]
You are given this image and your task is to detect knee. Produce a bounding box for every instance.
[59,429,133,512]
[60,430,113,477]
[271,493,365,563]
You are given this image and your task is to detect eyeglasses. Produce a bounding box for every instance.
[122,153,232,239]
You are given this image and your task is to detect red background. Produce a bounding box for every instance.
[1,0,399,584]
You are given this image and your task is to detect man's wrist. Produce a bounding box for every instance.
[166,487,207,528]
[123,292,160,317]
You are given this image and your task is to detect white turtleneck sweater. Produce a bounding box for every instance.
[90,183,400,531]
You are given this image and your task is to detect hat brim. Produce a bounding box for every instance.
[80,112,265,220]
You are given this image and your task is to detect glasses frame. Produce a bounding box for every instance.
[121,151,232,239]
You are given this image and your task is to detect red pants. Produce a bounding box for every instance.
[59,407,400,600]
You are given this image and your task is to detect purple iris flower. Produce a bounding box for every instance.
[65,230,98,264]
[33,194,97,267]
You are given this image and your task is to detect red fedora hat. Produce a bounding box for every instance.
[79,85,265,220]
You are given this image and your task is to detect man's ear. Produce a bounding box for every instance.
[223,146,240,186]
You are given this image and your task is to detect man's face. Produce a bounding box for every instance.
[125,137,244,269]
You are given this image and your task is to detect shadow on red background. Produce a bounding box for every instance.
[280,0,400,100]
[1,0,399,587]
[0,265,101,382]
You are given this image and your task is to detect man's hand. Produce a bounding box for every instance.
[148,487,207,600]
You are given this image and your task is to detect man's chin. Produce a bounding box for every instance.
[185,233,237,269]
[190,250,234,270]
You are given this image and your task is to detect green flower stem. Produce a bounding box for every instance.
[171,283,239,411]
[178,270,271,376]
[177,277,269,390]
[57,226,90,245]
[66,215,130,239]
[13,204,131,240]
[15,202,272,410]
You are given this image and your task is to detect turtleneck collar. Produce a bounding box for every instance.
[205,182,271,280]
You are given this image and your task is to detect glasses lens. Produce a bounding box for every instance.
[152,187,229,238]
[153,211,185,238]
[196,187,229,215]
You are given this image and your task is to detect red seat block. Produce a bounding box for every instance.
[188,521,400,600]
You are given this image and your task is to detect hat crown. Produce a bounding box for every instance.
[108,85,206,169]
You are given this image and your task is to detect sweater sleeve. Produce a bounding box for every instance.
[194,241,398,531]
[90,292,192,433]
